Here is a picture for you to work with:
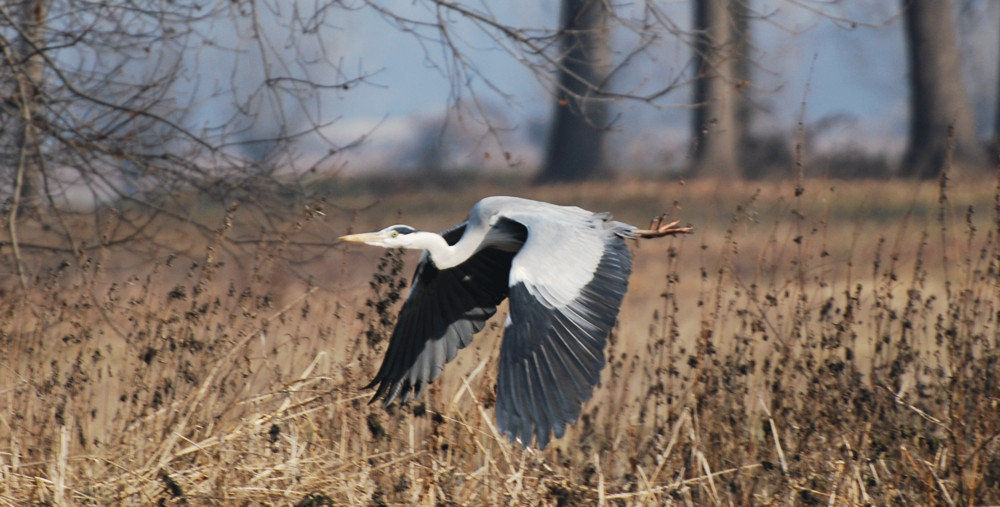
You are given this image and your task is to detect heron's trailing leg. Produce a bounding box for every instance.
[633,215,694,238]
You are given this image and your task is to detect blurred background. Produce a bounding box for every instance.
[2,0,999,221]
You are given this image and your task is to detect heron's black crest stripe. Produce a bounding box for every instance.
[390,225,418,235]
[495,236,632,449]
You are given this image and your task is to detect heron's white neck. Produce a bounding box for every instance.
[405,231,483,270]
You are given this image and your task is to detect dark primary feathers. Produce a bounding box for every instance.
[364,223,519,404]
[496,238,631,449]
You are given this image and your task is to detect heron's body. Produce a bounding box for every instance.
[340,196,691,448]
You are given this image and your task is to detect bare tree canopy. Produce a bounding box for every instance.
[0,0,361,215]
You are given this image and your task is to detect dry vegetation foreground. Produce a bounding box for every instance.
[2,176,1000,505]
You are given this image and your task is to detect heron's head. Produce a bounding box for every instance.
[339,225,422,249]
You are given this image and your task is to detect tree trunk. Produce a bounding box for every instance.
[689,0,742,179]
[12,0,47,214]
[536,0,609,184]
[900,0,984,179]
[730,0,751,154]
[995,5,1000,159]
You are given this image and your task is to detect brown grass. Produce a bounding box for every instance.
[2,174,999,505]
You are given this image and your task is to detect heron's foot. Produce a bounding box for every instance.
[634,215,694,238]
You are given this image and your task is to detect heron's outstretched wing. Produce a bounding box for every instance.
[494,211,633,449]
[366,222,516,405]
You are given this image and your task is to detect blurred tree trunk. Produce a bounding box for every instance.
[995,6,1000,158]
[11,0,47,215]
[689,0,743,179]
[731,0,752,173]
[900,0,984,179]
[536,0,609,184]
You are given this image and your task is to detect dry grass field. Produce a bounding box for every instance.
[2,174,1000,505]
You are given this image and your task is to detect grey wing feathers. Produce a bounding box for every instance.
[365,223,515,405]
[495,214,633,449]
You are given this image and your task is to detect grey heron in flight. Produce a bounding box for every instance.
[340,196,692,449]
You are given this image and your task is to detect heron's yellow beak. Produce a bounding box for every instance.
[338,232,381,244]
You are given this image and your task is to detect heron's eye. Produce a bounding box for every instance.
[391,231,398,238]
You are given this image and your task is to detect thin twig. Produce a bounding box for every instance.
[759,396,789,475]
